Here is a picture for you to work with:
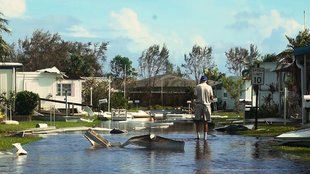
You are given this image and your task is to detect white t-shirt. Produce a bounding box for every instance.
[194,82,213,106]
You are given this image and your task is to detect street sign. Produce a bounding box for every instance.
[99,98,108,104]
[251,68,265,85]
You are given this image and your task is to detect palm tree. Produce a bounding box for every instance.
[278,29,310,64]
[0,12,11,61]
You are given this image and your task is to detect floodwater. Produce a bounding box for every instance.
[0,121,309,174]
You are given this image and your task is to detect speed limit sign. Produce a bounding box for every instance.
[252,68,265,85]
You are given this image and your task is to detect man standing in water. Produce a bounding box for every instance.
[194,75,213,140]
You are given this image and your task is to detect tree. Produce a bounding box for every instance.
[65,54,91,78]
[165,61,174,75]
[174,66,184,77]
[225,44,259,111]
[182,44,215,84]
[221,76,244,112]
[15,30,108,77]
[225,44,259,76]
[260,53,278,62]
[164,62,184,77]
[67,41,108,76]
[139,44,169,79]
[82,78,109,110]
[204,67,225,81]
[110,55,137,79]
[286,28,310,49]
[139,44,169,107]
[0,12,11,61]
[15,30,67,70]
[278,29,310,64]
[110,55,137,99]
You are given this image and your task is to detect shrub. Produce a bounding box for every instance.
[258,103,280,118]
[111,92,127,109]
[15,91,40,115]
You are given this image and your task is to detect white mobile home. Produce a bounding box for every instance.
[0,62,23,98]
[16,67,84,112]
[0,64,84,114]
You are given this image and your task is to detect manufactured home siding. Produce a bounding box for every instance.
[54,79,83,112]
[16,73,56,98]
[258,62,279,107]
[16,72,83,112]
[0,69,12,97]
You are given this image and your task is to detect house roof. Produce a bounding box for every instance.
[294,45,310,57]
[36,66,68,78]
[0,62,23,68]
[273,61,294,72]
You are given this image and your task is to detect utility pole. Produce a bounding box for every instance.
[124,64,126,98]
[90,87,93,107]
[108,76,111,112]
[304,10,307,30]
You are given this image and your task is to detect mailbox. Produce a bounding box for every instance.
[303,95,310,108]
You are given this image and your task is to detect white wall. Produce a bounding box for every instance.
[16,72,59,110]
[54,79,84,112]
[0,69,13,97]
[258,62,280,107]
[16,72,84,112]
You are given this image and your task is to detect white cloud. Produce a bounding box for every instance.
[110,8,164,52]
[66,25,97,38]
[0,0,26,17]
[240,10,303,39]
[109,7,194,66]
[191,35,207,47]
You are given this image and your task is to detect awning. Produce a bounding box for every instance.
[294,45,310,57]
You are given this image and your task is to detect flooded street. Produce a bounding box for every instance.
[0,121,309,174]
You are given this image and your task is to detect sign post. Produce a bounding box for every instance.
[251,67,265,130]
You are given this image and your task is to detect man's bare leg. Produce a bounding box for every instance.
[195,121,200,139]
[203,121,208,140]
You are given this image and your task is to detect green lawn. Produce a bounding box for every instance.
[276,146,310,161]
[238,124,298,137]
[0,119,101,151]
[212,111,310,161]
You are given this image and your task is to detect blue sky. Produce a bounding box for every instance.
[1,0,308,74]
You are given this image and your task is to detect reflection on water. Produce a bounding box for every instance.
[0,121,309,174]
[195,140,211,174]
[195,140,210,160]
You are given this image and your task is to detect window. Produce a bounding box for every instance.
[57,84,72,96]
[223,92,227,98]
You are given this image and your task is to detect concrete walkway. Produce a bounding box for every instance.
[11,126,112,136]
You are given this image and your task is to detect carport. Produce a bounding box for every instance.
[294,45,310,125]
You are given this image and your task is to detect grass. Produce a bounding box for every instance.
[213,111,244,118]
[275,146,310,161]
[212,111,244,125]
[238,124,298,137]
[213,111,310,161]
[0,119,101,151]
[0,136,41,151]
